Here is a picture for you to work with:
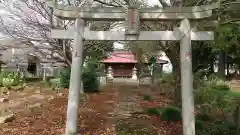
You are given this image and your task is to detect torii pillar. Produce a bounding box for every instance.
[65,18,85,134]
[180,19,195,135]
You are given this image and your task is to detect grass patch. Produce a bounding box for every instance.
[228,91,240,97]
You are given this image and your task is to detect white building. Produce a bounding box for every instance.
[0,39,65,77]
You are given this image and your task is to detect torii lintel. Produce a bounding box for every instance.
[46,1,220,20]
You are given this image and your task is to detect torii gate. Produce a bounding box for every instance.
[46,1,219,135]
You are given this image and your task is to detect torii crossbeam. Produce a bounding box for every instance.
[50,27,214,41]
[46,1,220,135]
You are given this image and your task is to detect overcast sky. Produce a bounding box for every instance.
[148,0,161,6]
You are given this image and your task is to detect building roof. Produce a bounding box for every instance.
[102,51,137,63]
[101,51,168,64]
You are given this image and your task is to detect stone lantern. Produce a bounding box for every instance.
[107,66,113,79]
[132,67,137,80]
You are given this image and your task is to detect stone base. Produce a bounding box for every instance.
[132,75,137,80]
[106,78,113,84]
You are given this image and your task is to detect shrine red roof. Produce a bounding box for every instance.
[101,51,137,63]
[101,51,168,64]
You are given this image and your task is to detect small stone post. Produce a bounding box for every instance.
[107,66,113,83]
[107,66,113,79]
[43,64,46,81]
[132,67,137,80]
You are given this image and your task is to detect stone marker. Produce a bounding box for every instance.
[11,86,24,91]
[0,97,8,103]
[48,96,55,102]
[28,103,43,110]
[0,112,15,124]
[79,94,87,103]
[1,87,8,95]
[35,89,41,94]
[57,93,64,97]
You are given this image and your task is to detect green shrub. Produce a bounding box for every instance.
[143,95,152,101]
[221,120,236,132]
[59,68,71,88]
[194,80,233,110]
[161,107,181,121]
[196,121,236,135]
[228,91,240,97]
[194,84,215,105]
[0,71,21,87]
[212,84,230,92]
[195,120,204,130]
[199,103,212,114]
[160,73,175,84]
[24,77,42,82]
[146,108,161,116]
[49,78,60,89]
[59,67,99,92]
[44,80,51,88]
[82,70,99,92]
[158,73,176,94]
[196,113,212,122]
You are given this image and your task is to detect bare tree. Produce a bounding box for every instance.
[0,0,115,67]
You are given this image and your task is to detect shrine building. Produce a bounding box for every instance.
[101,50,168,78]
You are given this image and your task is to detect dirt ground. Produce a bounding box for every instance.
[0,88,55,112]
[0,83,182,135]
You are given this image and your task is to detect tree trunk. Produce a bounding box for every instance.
[151,64,155,86]
[135,48,143,77]
[227,63,230,77]
[209,62,214,74]
[218,51,226,78]
[173,61,181,104]
[49,7,53,28]
[165,44,181,103]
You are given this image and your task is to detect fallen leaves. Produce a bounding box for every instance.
[0,87,119,135]
[136,89,182,135]
[0,85,184,135]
